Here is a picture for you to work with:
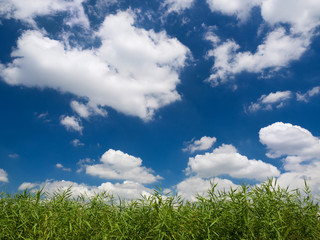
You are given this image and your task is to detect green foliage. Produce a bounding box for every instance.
[0,179,319,239]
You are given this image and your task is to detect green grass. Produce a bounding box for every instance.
[1,179,320,239]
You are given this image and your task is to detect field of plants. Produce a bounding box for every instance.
[1,179,320,239]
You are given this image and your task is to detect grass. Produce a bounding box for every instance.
[0,179,320,239]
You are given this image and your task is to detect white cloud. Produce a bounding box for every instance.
[183,136,216,153]
[206,0,262,22]
[56,163,72,172]
[176,176,238,201]
[18,182,38,191]
[0,168,9,183]
[0,11,189,121]
[259,122,320,160]
[260,122,320,195]
[85,149,162,184]
[18,179,153,200]
[296,86,320,102]
[248,90,292,112]
[0,0,89,27]
[186,144,280,181]
[71,139,84,147]
[60,116,83,133]
[70,100,107,119]
[164,0,195,13]
[207,28,309,86]
[260,0,320,33]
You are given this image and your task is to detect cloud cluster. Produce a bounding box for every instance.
[183,136,216,153]
[0,168,9,183]
[18,179,153,200]
[0,0,89,27]
[260,122,320,195]
[176,176,238,201]
[207,28,309,86]
[205,0,320,86]
[85,149,162,184]
[0,11,189,121]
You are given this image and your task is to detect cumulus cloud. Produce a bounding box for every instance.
[296,86,320,102]
[260,122,320,195]
[85,149,162,184]
[186,144,280,181]
[0,0,89,27]
[0,11,189,121]
[248,90,292,112]
[60,116,83,133]
[176,176,238,201]
[260,0,320,33]
[183,136,216,153]
[206,28,309,86]
[18,179,153,199]
[56,163,72,172]
[206,0,262,22]
[164,0,195,13]
[0,168,9,183]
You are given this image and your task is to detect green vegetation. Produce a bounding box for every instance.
[1,179,320,239]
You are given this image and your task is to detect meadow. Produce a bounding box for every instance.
[1,179,319,239]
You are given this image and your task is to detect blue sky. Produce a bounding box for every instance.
[1,0,320,200]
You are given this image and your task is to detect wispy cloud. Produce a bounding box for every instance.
[183,136,216,153]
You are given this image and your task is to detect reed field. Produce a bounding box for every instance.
[0,179,319,239]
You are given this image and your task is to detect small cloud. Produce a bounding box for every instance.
[0,168,9,183]
[248,90,292,113]
[56,163,72,172]
[76,158,93,173]
[60,115,83,133]
[35,112,51,122]
[296,86,320,102]
[70,100,107,119]
[71,139,84,147]
[183,136,216,153]
[8,153,19,159]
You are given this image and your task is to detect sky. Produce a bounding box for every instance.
[0,0,320,201]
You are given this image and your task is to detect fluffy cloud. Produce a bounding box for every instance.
[0,11,189,121]
[296,86,320,102]
[56,163,72,172]
[183,136,216,153]
[207,28,309,86]
[164,0,195,13]
[18,179,153,199]
[176,176,238,201]
[186,144,280,180]
[206,0,262,21]
[60,116,83,133]
[259,122,320,160]
[260,122,320,195]
[85,149,162,184]
[0,0,89,27]
[260,0,320,33]
[248,90,292,112]
[0,168,9,183]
